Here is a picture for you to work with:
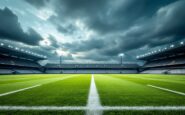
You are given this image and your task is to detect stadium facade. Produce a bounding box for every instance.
[0,41,185,74]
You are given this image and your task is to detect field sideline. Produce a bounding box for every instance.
[0,74,185,115]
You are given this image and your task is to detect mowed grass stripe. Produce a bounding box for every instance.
[114,74,185,93]
[0,74,76,94]
[0,74,73,85]
[0,77,50,85]
[95,74,185,106]
[114,74,185,85]
[0,74,91,106]
[0,75,76,97]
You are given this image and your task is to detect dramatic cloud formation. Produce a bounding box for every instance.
[0,0,185,63]
[25,0,50,9]
[0,7,43,45]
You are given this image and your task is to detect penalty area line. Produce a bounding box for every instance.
[0,84,42,97]
[147,84,185,96]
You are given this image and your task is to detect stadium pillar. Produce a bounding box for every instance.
[120,56,123,64]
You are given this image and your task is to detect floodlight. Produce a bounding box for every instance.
[170,44,174,48]
[0,43,4,46]
[119,53,124,57]
[118,53,124,64]
[180,41,184,45]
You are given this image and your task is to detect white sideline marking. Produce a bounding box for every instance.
[86,74,102,115]
[103,106,185,111]
[0,106,86,111]
[0,106,185,111]
[0,85,41,97]
[148,84,185,96]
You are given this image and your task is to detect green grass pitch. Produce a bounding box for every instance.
[0,74,185,115]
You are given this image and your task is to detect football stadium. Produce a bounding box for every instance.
[0,0,185,115]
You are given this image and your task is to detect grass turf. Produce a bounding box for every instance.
[0,74,185,115]
[0,74,91,106]
[95,74,185,106]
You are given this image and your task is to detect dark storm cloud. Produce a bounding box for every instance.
[0,7,43,45]
[1,0,185,62]
[47,35,60,48]
[57,24,76,35]
[52,0,176,34]
[63,38,107,53]
[49,0,185,58]
[25,0,50,8]
[23,0,185,61]
[55,0,185,61]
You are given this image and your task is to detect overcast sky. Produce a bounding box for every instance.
[0,0,185,63]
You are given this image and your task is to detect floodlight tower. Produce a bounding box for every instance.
[57,51,62,67]
[60,55,62,67]
[119,53,124,65]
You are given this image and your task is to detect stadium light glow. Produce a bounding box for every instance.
[170,44,174,48]
[118,53,124,57]
[0,43,4,46]
[8,45,13,48]
[180,41,184,45]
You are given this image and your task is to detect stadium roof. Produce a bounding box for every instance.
[0,42,47,60]
[137,41,185,61]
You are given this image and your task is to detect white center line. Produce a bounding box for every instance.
[148,84,185,96]
[0,84,41,97]
[86,74,102,115]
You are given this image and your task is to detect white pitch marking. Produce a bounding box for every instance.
[148,84,185,96]
[103,106,185,111]
[0,106,86,111]
[86,74,102,115]
[0,75,76,97]
[0,84,41,97]
[0,106,185,111]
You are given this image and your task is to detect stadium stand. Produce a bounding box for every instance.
[0,69,13,74]
[1,40,185,74]
[138,41,185,74]
[0,42,46,74]
[45,64,139,74]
